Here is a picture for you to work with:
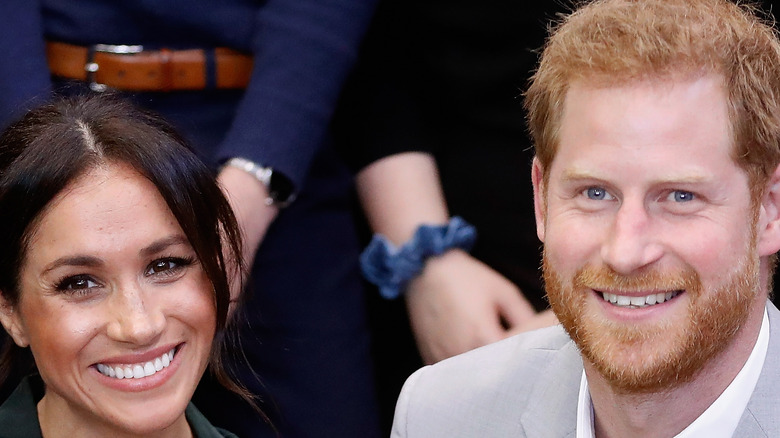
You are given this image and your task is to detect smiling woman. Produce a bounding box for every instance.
[0,95,252,437]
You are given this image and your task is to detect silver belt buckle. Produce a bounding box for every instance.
[85,44,144,92]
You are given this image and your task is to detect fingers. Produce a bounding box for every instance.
[506,310,559,337]
[493,285,536,330]
[405,250,548,363]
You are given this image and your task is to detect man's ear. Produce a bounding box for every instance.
[757,164,780,257]
[531,157,547,243]
[0,292,28,348]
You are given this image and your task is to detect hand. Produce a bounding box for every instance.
[405,249,537,364]
[508,309,558,336]
[217,166,279,311]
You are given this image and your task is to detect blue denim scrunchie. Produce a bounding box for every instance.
[359,216,477,300]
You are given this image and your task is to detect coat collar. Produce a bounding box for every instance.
[519,340,582,438]
[735,301,780,437]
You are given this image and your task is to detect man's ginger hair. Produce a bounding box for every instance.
[526,0,780,191]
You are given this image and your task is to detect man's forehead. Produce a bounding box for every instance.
[562,71,728,107]
[558,75,732,148]
[543,73,746,188]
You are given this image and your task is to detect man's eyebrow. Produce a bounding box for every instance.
[139,234,192,257]
[559,168,709,184]
[559,168,603,182]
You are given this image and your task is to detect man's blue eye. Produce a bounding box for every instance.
[670,191,695,202]
[585,187,609,200]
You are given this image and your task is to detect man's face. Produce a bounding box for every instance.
[533,75,769,393]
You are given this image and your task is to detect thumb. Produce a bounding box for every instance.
[495,288,536,331]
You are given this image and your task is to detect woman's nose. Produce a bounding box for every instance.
[105,283,165,346]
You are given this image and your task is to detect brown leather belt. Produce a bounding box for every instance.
[46,41,253,92]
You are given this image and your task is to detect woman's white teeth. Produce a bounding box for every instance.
[97,348,175,379]
[602,291,680,308]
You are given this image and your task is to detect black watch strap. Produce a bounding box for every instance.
[224,157,297,207]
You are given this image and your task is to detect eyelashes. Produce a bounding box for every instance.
[54,255,196,296]
[143,256,195,278]
[56,274,100,292]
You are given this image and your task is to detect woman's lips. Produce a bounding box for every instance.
[96,347,176,379]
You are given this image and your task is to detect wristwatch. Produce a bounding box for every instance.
[223,157,297,207]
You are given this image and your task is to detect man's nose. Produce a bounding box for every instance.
[106,283,165,346]
[600,199,663,274]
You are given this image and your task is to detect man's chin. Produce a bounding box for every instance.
[544,256,759,394]
[578,319,698,393]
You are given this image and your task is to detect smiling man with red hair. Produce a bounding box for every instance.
[391,1,780,436]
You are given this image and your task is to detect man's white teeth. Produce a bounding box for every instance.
[97,348,175,379]
[602,291,680,308]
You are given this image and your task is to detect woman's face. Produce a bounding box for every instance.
[0,163,216,436]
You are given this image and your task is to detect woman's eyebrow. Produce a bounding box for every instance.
[42,255,102,274]
[40,235,191,274]
[139,234,191,257]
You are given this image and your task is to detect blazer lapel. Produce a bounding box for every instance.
[519,340,582,438]
[734,301,780,437]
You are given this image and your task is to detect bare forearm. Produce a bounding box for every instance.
[217,166,278,302]
[357,152,449,244]
[357,151,548,363]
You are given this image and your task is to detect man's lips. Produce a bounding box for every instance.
[597,290,683,308]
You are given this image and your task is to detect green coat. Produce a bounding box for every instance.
[0,375,237,438]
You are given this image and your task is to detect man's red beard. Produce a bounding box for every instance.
[542,251,758,394]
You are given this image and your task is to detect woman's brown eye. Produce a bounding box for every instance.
[147,260,174,276]
[56,275,99,293]
[152,260,170,273]
[73,278,89,288]
[145,257,193,277]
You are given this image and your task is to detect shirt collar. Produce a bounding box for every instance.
[576,306,770,438]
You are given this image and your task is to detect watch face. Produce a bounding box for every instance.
[269,170,296,206]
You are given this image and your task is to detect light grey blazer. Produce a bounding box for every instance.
[391,301,780,438]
